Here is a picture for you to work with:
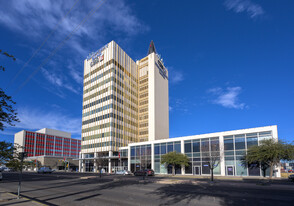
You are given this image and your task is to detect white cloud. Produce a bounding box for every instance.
[208,86,246,109]
[168,67,184,84]
[224,0,264,18]
[41,68,80,95]
[14,107,82,136]
[0,0,148,95]
[0,0,148,49]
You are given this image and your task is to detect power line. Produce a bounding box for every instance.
[14,0,107,95]
[7,0,81,89]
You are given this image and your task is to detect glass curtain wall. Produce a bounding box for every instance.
[224,131,272,176]
[154,141,181,174]
[130,145,151,172]
[184,137,221,175]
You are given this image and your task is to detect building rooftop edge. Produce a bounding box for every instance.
[127,125,278,147]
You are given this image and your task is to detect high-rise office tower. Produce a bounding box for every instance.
[80,41,169,172]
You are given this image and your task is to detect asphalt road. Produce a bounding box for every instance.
[0,172,293,206]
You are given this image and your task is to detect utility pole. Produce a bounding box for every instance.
[18,152,27,199]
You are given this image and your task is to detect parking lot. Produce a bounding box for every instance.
[0,172,294,206]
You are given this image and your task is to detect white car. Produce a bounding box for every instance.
[115,170,132,175]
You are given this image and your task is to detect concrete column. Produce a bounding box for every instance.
[33,133,37,156]
[44,134,47,156]
[94,152,97,173]
[128,146,131,171]
[80,153,85,172]
[151,143,154,170]
[219,135,226,176]
[181,140,185,174]
[108,151,113,173]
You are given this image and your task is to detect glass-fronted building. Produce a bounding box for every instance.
[120,125,280,177]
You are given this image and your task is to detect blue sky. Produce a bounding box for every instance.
[0,0,293,143]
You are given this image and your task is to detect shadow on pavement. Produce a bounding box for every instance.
[150,181,294,206]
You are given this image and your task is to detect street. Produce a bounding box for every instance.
[0,172,294,206]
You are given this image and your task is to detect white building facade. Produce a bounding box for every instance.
[120,125,281,177]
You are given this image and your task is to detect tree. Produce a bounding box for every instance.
[0,49,19,130]
[161,151,189,176]
[243,139,294,179]
[0,50,16,71]
[95,152,108,178]
[0,141,14,165]
[6,158,21,171]
[201,140,222,182]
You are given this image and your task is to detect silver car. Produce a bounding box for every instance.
[37,167,54,174]
[115,170,132,175]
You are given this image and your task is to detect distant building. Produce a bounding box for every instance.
[14,128,81,158]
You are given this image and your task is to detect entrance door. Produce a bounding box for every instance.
[226,166,235,176]
[193,166,201,175]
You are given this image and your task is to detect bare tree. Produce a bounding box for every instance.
[201,140,223,182]
[95,152,108,178]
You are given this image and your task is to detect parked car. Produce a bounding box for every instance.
[0,171,2,181]
[115,170,132,175]
[134,169,154,176]
[37,167,54,174]
[0,167,11,172]
[288,174,294,181]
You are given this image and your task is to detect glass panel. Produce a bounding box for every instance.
[136,146,140,156]
[154,162,160,173]
[141,145,146,156]
[213,164,221,175]
[185,163,192,174]
[146,145,151,156]
[235,136,246,150]
[224,139,234,150]
[224,135,233,140]
[259,131,272,142]
[154,155,160,159]
[201,141,209,152]
[174,142,181,153]
[236,160,247,176]
[225,156,235,161]
[210,138,219,151]
[160,164,167,174]
[193,152,200,157]
[160,143,166,155]
[235,150,246,156]
[154,144,160,155]
[247,136,258,148]
[246,133,257,137]
[202,162,210,174]
[184,142,192,153]
[193,141,200,152]
[131,147,135,157]
[167,144,173,153]
[225,151,234,156]
[248,163,260,176]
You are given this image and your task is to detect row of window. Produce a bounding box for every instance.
[83,102,137,119]
[84,59,137,86]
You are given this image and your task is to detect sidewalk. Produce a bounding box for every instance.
[0,190,43,206]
